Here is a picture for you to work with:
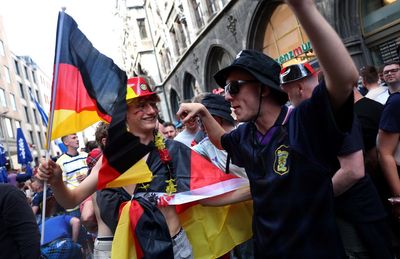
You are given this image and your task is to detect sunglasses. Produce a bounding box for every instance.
[224,80,258,95]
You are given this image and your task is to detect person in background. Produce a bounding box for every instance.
[0,184,40,258]
[174,98,201,147]
[162,122,178,140]
[362,65,390,105]
[280,62,393,258]
[57,134,89,217]
[39,214,83,259]
[377,61,400,243]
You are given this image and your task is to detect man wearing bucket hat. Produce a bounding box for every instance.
[281,62,393,258]
[178,0,359,257]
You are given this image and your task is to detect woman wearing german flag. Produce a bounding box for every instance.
[37,77,251,258]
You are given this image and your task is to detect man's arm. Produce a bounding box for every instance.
[332,150,365,196]
[177,103,226,149]
[37,158,99,208]
[286,0,358,109]
[69,217,81,243]
[199,186,251,206]
[377,130,400,196]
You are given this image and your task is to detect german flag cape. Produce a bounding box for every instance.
[97,98,153,189]
[50,11,126,141]
[110,139,252,258]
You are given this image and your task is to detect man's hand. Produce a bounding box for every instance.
[76,174,87,183]
[177,103,206,124]
[37,159,63,186]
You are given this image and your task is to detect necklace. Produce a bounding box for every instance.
[154,130,177,196]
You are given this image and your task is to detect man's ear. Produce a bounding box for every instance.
[261,86,270,97]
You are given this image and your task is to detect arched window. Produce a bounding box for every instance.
[263,4,314,67]
[205,46,233,91]
[170,88,180,119]
[183,72,197,100]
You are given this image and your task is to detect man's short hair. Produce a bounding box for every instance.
[61,134,76,144]
[360,66,378,84]
[163,122,176,129]
[383,61,400,68]
[95,122,109,150]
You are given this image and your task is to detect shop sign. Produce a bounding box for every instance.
[276,41,312,64]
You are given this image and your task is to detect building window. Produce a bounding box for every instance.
[5,118,13,139]
[32,70,37,84]
[24,106,30,123]
[4,66,11,84]
[19,83,25,98]
[0,89,7,107]
[29,130,34,144]
[38,132,44,149]
[137,19,148,39]
[24,66,29,80]
[0,40,4,56]
[33,109,38,124]
[263,4,314,66]
[205,0,217,16]
[191,0,204,28]
[9,94,16,111]
[14,60,20,76]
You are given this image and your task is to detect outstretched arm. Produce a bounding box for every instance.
[37,158,99,209]
[199,186,251,206]
[177,103,226,149]
[286,0,358,109]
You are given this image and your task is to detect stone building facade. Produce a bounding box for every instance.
[117,0,400,121]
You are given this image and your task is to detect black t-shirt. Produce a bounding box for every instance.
[222,82,352,258]
[354,98,383,151]
[0,184,40,259]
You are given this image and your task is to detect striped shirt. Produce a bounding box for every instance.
[57,152,88,190]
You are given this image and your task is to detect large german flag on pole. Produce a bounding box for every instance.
[48,11,126,142]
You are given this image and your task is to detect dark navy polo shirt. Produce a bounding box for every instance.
[222,82,352,258]
[380,92,400,133]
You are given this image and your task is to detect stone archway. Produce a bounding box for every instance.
[205,46,234,92]
[169,88,180,120]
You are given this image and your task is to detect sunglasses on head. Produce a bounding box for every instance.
[224,80,258,95]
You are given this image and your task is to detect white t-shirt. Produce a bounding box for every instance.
[174,129,198,147]
[365,87,390,105]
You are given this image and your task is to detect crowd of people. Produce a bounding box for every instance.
[1,0,400,258]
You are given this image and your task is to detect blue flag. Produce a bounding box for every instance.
[29,90,48,126]
[16,128,33,164]
[54,138,67,153]
[0,144,7,166]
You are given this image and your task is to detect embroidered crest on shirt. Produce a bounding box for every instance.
[273,145,290,175]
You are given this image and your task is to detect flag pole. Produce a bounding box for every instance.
[41,7,66,245]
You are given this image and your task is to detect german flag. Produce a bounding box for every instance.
[50,11,126,141]
[109,138,252,258]
[97,103,153,189]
